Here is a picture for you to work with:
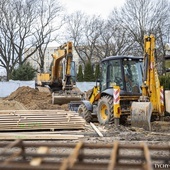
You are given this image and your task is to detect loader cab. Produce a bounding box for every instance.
[100,56,143,95]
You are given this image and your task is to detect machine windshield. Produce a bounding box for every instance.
[100,62,108,91]
[100,58,143,93]
[123,60,143,93]
[100,59,122,91]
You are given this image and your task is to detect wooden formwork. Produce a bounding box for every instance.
[0,110,85,131]
[0,140,169,170]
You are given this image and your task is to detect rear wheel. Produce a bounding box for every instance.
[77,104,93,123]
[97,96,114,124]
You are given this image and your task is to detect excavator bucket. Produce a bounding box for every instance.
[52,91,82,105]
[131,102,153,131]
[36,86,51,93]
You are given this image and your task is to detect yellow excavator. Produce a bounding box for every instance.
[36,42,82,104]
[74,34,167,130]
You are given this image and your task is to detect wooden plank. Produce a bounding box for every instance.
[90,122,103,137]
[0,126,85,129]
[0,110,79,114]
[0,126,85,131]
[0,120,85,124]
[0,130,82,135]
[0,122,85,126]
[0,126,85,130]
[0,133,84,140]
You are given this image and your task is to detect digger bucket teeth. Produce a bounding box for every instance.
[131,102,153,131]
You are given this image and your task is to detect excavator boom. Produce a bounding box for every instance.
[36,42,82,104]
[131,34,164,130]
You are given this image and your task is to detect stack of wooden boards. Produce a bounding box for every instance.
[0,110,86,140]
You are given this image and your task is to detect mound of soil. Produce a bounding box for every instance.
[0,99,26,110]
[4,86,69,110]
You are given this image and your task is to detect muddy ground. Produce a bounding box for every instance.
[1,86,170,138]
[0,86,169,164]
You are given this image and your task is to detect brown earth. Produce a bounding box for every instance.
[0,99,26,110]
[2,86,69,110]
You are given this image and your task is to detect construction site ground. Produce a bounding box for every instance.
[0,86,169,141]
[0,86,169,169]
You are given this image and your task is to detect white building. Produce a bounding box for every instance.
[25,47,56,72]
[25,46,80,73]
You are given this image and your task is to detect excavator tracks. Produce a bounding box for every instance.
[0,140,169,170]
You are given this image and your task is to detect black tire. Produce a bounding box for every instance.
[97,95,114,125]
[77,104,93,123]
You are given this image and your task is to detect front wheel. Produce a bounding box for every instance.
[77,104,93,123]
[97,96,114,125]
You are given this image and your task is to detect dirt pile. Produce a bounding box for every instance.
[4,86,69,110]
[0,99,26,110]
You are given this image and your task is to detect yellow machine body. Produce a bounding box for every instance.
[74,35,165,129]
[36,42,82,104]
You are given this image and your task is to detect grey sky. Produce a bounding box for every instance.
[60,0,125,18]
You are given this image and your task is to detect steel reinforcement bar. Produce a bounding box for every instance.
[0,140,169,170]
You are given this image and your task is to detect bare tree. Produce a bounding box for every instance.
[65,10,141,65]
[32,0,63,72]
[65,11,87,65]
[0,0,63,80]
[63,0,170,74]
[81,15,102,62]
[0,0,19,80]
[96,15,135,58]
[65,11,104,65]
[111,0,170,56]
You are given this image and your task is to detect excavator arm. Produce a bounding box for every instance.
[36,42,82,104]
[131,34,164,130]
[51,42,73,90]
[142,35,164,114]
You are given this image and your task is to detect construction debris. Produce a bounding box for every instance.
[0,110,86,132]
[0,140,169,170]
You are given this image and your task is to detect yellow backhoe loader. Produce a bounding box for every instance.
[36,42,82,104]
[72,34,167,130]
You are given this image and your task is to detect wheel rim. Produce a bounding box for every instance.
[100,103,108,120]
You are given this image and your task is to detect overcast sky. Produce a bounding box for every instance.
[59,0,125,18]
